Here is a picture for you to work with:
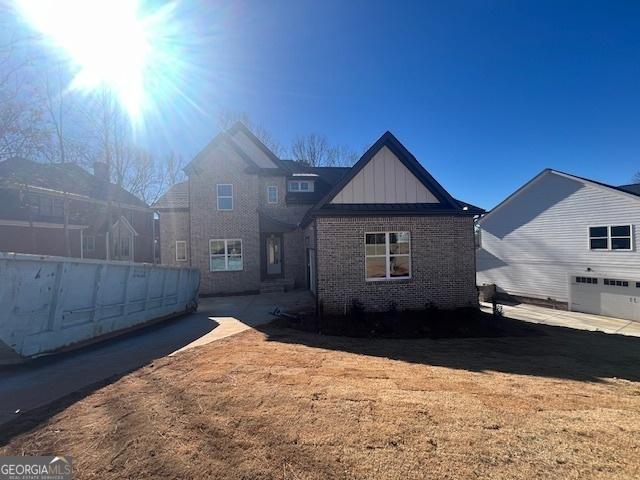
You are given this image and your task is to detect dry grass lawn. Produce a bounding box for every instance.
[2,320,640,479]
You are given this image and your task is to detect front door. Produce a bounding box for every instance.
[266,234,282,276]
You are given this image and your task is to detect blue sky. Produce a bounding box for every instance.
[158,0,640,210]
[11,0,640,209]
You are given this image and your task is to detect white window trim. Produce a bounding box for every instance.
[287,180,314,192]
[175,240,187,262]
[83,235,95,252]
[588,224,633,251]
[267,185,278,204]
[217,184,234,211]
[364,232,411,281]
[209,239,243,272]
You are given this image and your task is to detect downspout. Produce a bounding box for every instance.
[188,176,192,268]
[313,217,319,315]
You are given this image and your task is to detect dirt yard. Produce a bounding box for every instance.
[2,319,640,480]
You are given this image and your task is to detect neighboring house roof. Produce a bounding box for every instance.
[479,169,640,224]
[618,183,640,196]
[303,131,483,223]
[0,157,148,208]
[153,181,189,210]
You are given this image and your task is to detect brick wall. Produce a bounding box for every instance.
[315,215,478,314]
[159,210,190,266]
[188,143,262,295]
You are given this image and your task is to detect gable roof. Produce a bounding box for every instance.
[0,157,148,208]
[153,181,188,210]
[228,122,283,168]
[185,122,286,175]
[184,130,261,174]
[303,131,482,222]
[479,169,640,224]
[112,215,138,236]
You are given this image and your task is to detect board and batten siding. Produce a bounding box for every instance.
[330,146,439,204]
[476,171,640,303]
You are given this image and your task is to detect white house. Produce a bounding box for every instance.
[476,169,640,322]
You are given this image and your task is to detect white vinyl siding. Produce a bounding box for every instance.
[175,240,187,261]
[216,184,233,211]
[477,171,640,303]
[331,145,439,204]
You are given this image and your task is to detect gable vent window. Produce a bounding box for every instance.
[589,225,632,251]
[365,232,411,281]
[217,184,233,211]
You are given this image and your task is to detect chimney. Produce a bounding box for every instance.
[93,161,110,182]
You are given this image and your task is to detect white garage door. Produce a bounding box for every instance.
[570,275,640,322]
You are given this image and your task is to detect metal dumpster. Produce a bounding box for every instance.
[0,252,200,362]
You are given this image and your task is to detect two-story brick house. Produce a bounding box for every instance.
[155,123,483,313]
[0,157,155,262]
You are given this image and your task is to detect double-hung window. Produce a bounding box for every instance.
[589,225,632,251]
[217,184,233,210]
[210,239,243,271]
[175,240,187,262]
[365,232,411,280]
[267,185,278,204]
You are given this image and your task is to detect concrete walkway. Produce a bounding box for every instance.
[481,301,640,337]
[0,290,314,426]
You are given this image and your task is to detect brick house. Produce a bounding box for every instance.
[0,157,155,262]
[155,123,483,313]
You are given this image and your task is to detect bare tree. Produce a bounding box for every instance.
[40,62,92,164]
[290,134,359,167]
[327,144,360,167]
[633,172,640,184]
[291,133,330,166]
[0,34,48,161]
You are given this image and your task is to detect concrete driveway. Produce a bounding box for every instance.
[482,301,640,337]
[0,290,313,426]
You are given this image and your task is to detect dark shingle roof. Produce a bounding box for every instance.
[153,181,189,210]
[0,157,148,207]
[618,183,640,196]
[278,160,351,186]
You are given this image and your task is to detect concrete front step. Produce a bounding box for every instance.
[260,278,294,294]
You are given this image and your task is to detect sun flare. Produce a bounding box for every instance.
[16,0,179,121]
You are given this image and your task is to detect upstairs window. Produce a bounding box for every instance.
[267,185,278,204]
[611,225,632,250]
[217,184,233,210]
[589,225,632,251]
[288,180,314,192]
[365,232,411,281]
